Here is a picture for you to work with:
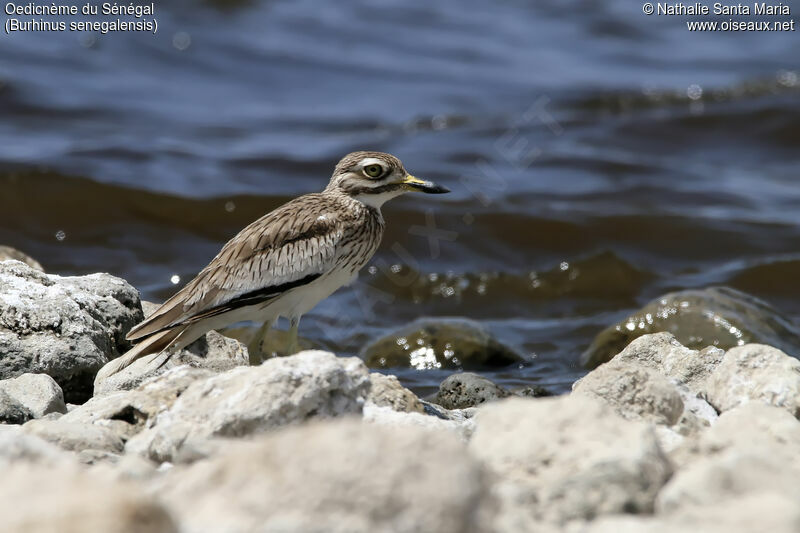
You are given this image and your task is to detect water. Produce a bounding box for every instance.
[2,0,799,395]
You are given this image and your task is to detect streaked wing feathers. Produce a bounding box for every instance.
[127,193,342,341]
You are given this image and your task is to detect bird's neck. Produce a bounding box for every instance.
[321,188,387,224]
[351,189,405,209]
[323,185,404,211]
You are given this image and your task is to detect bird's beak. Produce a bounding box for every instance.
[402,174,450,194]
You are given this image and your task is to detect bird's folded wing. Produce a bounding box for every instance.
[127,196,342,341]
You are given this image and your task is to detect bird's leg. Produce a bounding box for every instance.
[249,319,274,365]
[286,316,300,355]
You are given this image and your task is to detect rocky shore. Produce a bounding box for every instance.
[2,256,800,532]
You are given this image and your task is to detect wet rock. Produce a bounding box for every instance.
[126,351,370,462]
[573,363,684,426]
[361,317,523,371]
[0,261,143,403]
[23,418,125,453]
[94,330,249,396]
[582,287,800,368]
[156,420,492,533]
[610,332,724,391]
[366,373,424,413]
[0,245,43,271]
[0,389,33,424]
[704,344,800,417]
[435,372,511,409]
[512,384,553,398]
[1,463,177,533]
[0,373,66,418]
[470,396,671,527]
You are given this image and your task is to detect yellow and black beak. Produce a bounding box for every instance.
[402,175,450,194]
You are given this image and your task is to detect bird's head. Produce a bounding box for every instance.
[326,151,449,208]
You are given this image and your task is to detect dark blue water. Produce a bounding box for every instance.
[2,1,799,394]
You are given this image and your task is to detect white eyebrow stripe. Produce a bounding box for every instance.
[358,158,386,168]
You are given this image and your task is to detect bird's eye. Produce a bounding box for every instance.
[363,164,384,178]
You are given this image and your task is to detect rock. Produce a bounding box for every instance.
[420,399,477,422]
[0,373,66,418]
[572,494,800,533]
[366,373,424,413]
[512,384,553,398]
[62,366,216,444]
[582,287,800,368]
[670,381,718,436]
[0,260,143,403]
[139,300,161,317]
[23,418,125,453]
[656,451,800,515]
[94,330,249,396]
[573,334,718,435]
[653,426,685,456]
[361,317,524,370]
[650,404,800,532]
[99,453,159,482]
[76,450,158,482]
[469,396,671,527]
[573,362,684,426]
[1,463,177,533]
[125,351,370,462]
[608,332,724,391]
[0,245,43,271]
[435,372,511,409]
[0,425,75,466]
[363,403,476,441]
[684,494,800,533]
[704,344,800,416]
[0,389,33,424]
[77,448,122,466]
[156,419,492,533]
[672,403,800,471]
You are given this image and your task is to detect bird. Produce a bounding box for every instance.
[95,151,449,381]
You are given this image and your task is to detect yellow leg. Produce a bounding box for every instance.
[286,316,300,355]
[249,319,274,365]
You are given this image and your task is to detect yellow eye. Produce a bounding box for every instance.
[363,164,384,178]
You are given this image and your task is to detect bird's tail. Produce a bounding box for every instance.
[94,326,186,385]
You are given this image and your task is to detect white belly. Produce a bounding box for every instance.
[263,267,358,320]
